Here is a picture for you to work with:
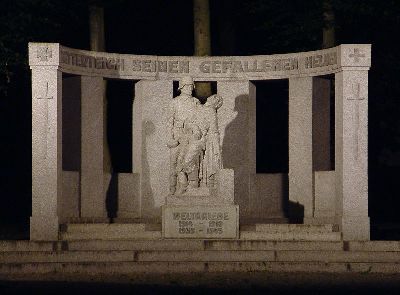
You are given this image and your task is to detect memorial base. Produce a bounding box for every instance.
[162,204,239,239]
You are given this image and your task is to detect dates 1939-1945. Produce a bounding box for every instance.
[173,212,229,235]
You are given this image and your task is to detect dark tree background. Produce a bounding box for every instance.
[1,0,399,237]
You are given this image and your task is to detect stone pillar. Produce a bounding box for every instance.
[133,80,173,218]
[217,81,256,217]
[31,66,62,240]
[80,76,107,217]
[60,76,81,220]
[289,77,313,221]
[117,173,140,218]
[335,45,370,240]
[310,77,335,223]
[312,77,332,171]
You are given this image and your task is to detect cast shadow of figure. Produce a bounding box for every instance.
[106,172,118,220]
[222,94,304,224]
[222,95,250,215]
[141,120,156,221]
[280,173,290,222]
[286,201,304,223]
[106,129,118,219]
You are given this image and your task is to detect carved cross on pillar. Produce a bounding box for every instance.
[347,82,365,101]
[37,47,53,62]
[349,48,365,63]
[37,82,53,99]
[347,82,365,161]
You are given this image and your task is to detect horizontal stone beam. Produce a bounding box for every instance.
[28,43,371,81]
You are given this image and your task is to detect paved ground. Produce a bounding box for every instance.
[1,272,400,294]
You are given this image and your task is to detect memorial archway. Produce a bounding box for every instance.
[29,43,371,240]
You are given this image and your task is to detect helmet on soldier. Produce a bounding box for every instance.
[178,76,195,90]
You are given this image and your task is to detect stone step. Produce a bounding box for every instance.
[1,261,400,275]
[1,240,399,253]
[62,229,341,241]
[137,250,276,262]
[0,241,56,252]
[240,231,342,241]
[0,250,137,263]
[1,249,400,264]
[61,223,340,241]
[0,240,352,252]
[61,223,146,233]
[135,250,400,263]
[275,250,400,263]
[0,261,204,275]
[65,239,345,251]
[207,261,400,273]
[60,230,162,241]
[346,241,400,251]
[0,250,273,263]
[60,223,162,240]
[205,240,344,251]
[66,239,205,251]
[253,224,339,233]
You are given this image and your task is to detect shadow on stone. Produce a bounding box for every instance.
[106,172,118,220]
[222,94,249,216]
[281,173,289,220]
[287,201,304,223]
[141,120,156,218]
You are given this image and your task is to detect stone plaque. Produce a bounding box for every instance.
[162,205,239,239]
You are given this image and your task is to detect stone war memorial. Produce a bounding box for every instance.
[29,42,371,243]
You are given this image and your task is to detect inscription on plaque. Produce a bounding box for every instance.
[162,205,239,239]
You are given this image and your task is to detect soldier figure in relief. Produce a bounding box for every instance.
[198,94,223,189]
[167,77,223,196]
[167,77,201,195]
